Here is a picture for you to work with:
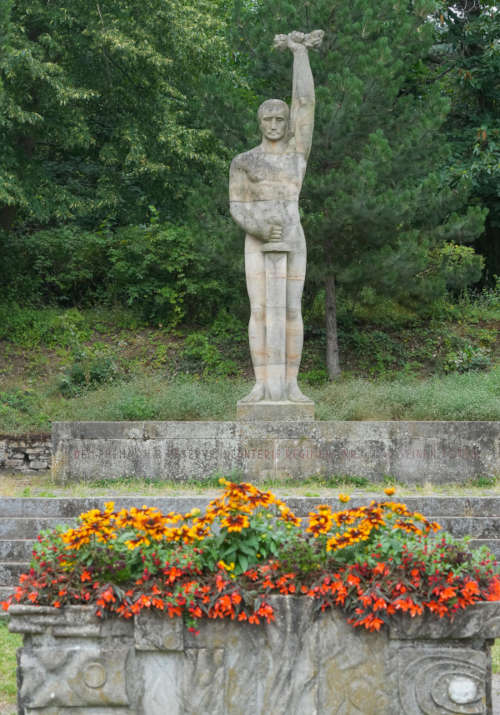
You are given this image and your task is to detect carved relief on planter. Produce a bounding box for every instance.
[19,645,130,709]
[397,646,487,714]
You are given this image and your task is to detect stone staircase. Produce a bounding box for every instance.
[1,495,499,603]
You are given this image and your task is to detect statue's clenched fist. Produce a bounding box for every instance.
[273,30,324,52]
[269,224,283,241]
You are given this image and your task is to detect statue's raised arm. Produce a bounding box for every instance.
[273,30,324,158]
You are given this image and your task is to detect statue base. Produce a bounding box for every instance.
[236,400,315,421]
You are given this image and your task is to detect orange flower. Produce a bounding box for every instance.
[461,580,480,598]
[220,514,250,532]
[486,576,500,601]
[384,487,396,496]
[338,493,350,503]
[438,586,456,602]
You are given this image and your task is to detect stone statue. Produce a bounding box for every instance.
[230,30,323,416]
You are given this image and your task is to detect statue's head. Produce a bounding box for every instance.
[258,99,289,142]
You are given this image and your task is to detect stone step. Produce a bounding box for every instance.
[0,513,498,539]
[0,562,28,586]
[0,517,74,540]
[432,517,500,540]
[0,495,498,518]
[0,585,14,599]
[0,540,35,561]
[0,497,212,518]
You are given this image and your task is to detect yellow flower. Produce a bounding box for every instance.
[217,560,235,572]
[220,514,250,532]
[384,487,396,496]
[338,493,350,503]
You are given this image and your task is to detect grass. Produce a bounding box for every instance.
[494,640,500,675]
[0,366,499,435]
[310,367,500,421]
[0,472,498,499]
[0,287,498,434]
[0,619,21,709]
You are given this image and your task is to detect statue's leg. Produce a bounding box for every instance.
[286,229,309,402]
[241,234,266,402]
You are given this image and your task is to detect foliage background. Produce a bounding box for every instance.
[0,0,498,400]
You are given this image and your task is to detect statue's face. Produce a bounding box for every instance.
[259,108,288,141]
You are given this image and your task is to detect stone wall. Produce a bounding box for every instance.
[9,598,500,714]
[52,420,500,484]
[0,434,51,473]
[2,419,499,481]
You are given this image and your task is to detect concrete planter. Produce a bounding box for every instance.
[9,598,500,715]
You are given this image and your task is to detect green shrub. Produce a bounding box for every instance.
[0,226,110,305]
[113,394,157,421]
[0,305,91,347]
[181,334,239,377]
[58,344,121,396]
[0,389,49,432]
[302,367,329,385]
[443,344,491,373]
[106,219,229,326]
[343,328,406,374]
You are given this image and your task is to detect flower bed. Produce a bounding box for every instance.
[3,480,499,632]
[4,480,500,713]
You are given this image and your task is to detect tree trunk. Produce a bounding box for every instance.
[325,273,341,380]
[0,205,16,230]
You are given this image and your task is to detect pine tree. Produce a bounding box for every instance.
[433,1,500,281]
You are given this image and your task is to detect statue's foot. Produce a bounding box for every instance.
[240,382,266,403]
[287,382,312,403]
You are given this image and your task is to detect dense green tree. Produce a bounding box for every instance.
[232,0,486,377]
[432,1,500,281]
[0,0,250,323]
[0,0,234,231]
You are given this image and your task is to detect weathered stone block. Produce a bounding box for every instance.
[9,598,500,715]
[52,420,500,483]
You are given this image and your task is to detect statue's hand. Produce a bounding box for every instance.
[304,30,324,49]
[272,34,289,51]
[287,31,306,51]
[269,224,283,241]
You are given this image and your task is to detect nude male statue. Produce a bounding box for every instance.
[230,30,323,404]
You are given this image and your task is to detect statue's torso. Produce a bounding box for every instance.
[230,148,307,203]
